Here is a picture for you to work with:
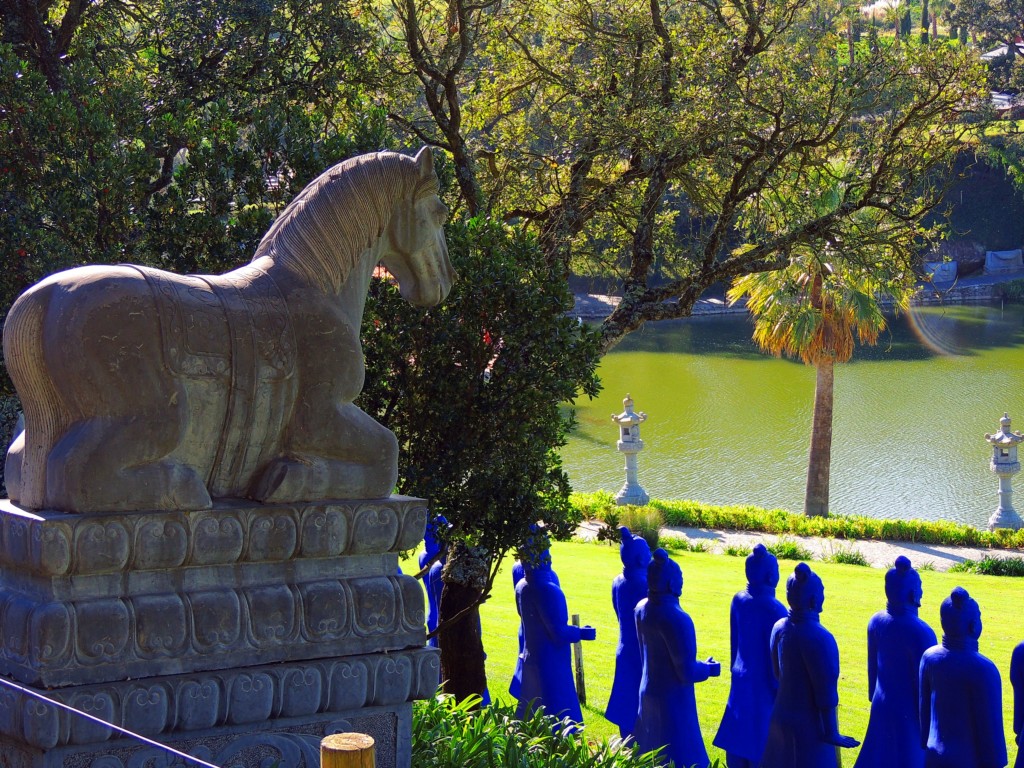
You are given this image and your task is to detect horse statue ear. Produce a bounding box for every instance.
[414,146,434,177]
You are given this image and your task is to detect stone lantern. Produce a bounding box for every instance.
[612,394,650,506]
[985,412,1024,530]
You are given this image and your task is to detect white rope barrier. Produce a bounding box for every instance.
[0,676,220,768]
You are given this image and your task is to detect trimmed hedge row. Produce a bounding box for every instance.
[571,491,1024,550]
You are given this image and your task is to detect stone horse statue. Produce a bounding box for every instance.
[4,147,454,513]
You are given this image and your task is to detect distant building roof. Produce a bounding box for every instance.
[981,43,1024,62]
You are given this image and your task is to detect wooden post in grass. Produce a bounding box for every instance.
[572,614,586,706]
[322,733,375,768]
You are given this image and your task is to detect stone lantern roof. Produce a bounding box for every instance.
[612,395,647,426]
[985,413,1024,447]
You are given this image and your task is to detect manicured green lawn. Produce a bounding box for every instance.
[466,540,1024,765]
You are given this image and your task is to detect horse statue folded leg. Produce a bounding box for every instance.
[3,147,454,513]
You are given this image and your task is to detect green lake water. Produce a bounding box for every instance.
[561,303,1024,529]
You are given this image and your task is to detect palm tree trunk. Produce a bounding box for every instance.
[804,359,834,517]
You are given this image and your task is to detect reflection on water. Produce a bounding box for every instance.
[907,304,1024,358]
[562,304,1024,528]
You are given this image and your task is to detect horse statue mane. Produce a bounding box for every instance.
[4,147,454,513]
[255,151,440,295]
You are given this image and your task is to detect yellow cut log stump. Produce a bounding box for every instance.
[321,733,376,768]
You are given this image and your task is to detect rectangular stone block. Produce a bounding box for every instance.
[0,498,430,687]
[0,648,438,768]
[0,705,412,768]
[0,497,428,576]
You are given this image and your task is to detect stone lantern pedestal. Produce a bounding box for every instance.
[612,395,650,506]
[986,413,1024,531]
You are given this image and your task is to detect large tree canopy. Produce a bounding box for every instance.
[369,0,986,352]
[0,0,379,399]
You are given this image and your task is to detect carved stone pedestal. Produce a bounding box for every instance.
[0,497,439,768]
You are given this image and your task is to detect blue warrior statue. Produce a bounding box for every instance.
[761,562,858,768]
[509,557,527,701]
[514,546,595,728]
[509,533,559,702]
[1012,640,1024,768]
[713,543,788,768]
[605,526,652,739]
[634,549,720,767]
[854,556,937,768]
[419,515,449,648]
[919,587,1006,768]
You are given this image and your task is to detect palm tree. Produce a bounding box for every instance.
[928,0,954,39]
[886,0,903,41]
[727,161,915,517]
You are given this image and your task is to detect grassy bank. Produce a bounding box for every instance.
[460,540,1024,766]
[572,491,1024,550]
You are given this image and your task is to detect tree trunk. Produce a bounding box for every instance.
[437,542,490,703]
[804,359,834,517]
[920,0,930,43]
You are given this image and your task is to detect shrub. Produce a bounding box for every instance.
[823,546,869,567]
[724,544,752,557]
[766,538,814,562]
[950,556,1024,577]
[615,506,664,550]
[594,511,622,545]
[1002,278,1024,302]
[974,557,1024,576]
[662,537,709,554]
[574,489,618,521]
[362,218,602,698]
[412,695,665,768]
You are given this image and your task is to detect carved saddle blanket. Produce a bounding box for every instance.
[128,265,298,496]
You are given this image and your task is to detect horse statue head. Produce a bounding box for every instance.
[4,147,455,513]
[379,148,455,307]
[252,146,454,308]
